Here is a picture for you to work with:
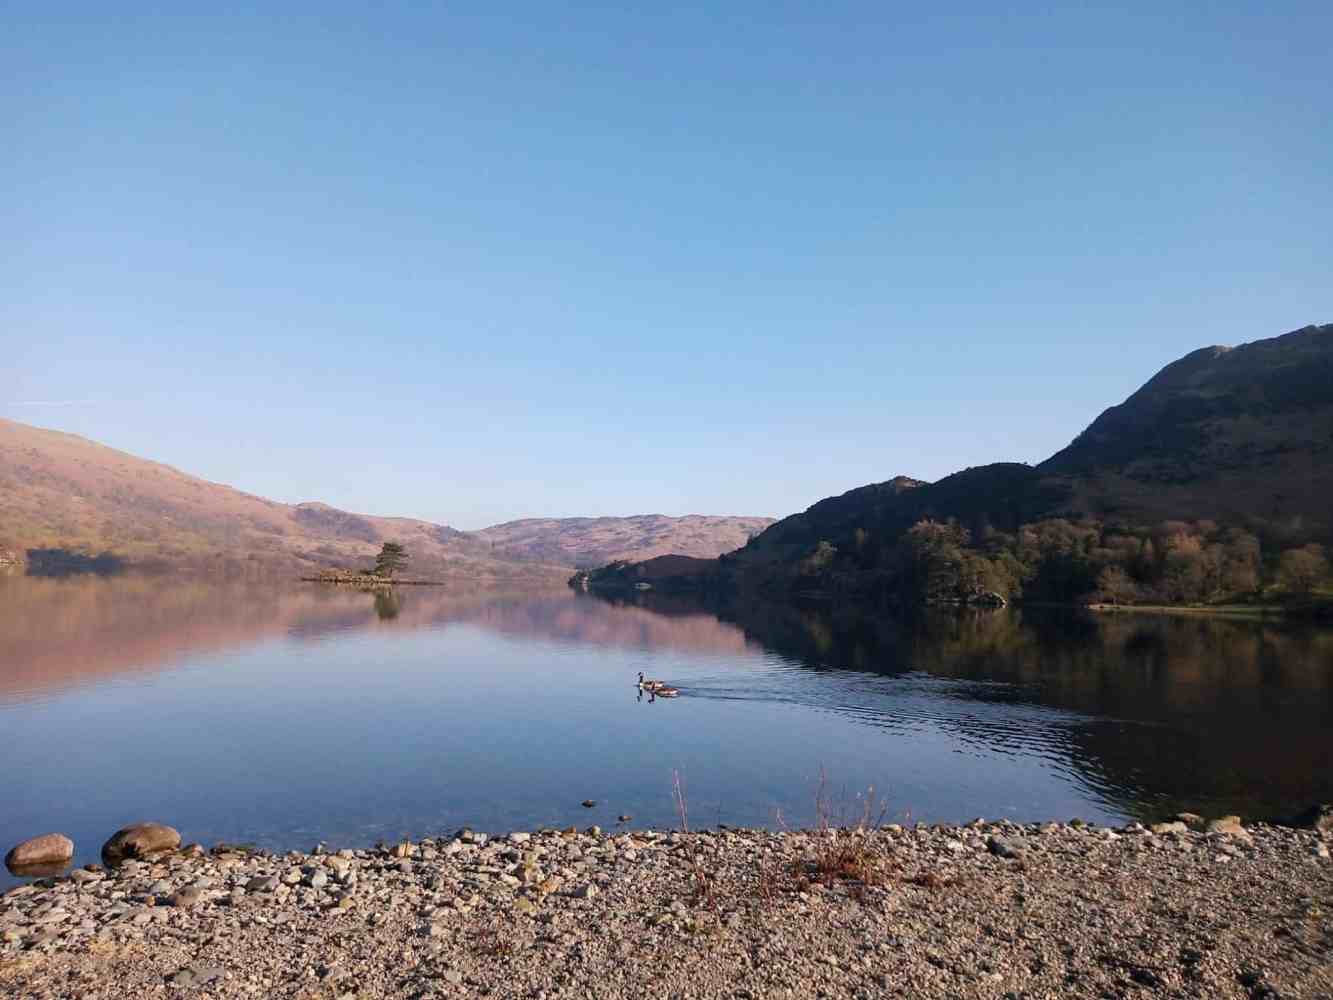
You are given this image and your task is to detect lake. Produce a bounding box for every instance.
[3,575,1331,886]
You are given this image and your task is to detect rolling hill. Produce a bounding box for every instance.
[0,419,771,578]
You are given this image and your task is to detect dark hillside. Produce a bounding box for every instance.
[677,323,1333,607]
[1045,324,1333,534]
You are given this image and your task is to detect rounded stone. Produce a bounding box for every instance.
[5,834,74,872]
[101,823,182,866]
[167,887,204,908]
[1292,803,1333,834]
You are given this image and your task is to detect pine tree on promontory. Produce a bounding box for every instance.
[374,542,408,578]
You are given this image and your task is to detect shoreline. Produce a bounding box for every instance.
[1032,598,1332,621]
[1082,602,1288,619]
[300,577,447,588]
[1081,601,1332,623]
[4,819,1330,998]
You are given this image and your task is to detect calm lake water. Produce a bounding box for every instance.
[3,576,1332,886]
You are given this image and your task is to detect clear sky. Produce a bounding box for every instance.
[5,3,1330,529]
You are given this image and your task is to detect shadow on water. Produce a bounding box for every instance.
[24,548,126,578]
[585,589,1333,825]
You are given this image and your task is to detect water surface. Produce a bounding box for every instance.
[3,576,1331,886]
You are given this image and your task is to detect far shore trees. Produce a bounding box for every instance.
[782,514,1331,608]
[1096,565,1137,605]
[374,541,408,579]
[1279,544,1328,595]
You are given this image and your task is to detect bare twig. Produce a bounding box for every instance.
[672,769,689,834]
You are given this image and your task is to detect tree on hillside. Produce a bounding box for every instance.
[899,520,970,602]
[802,540,838,575]
[1278,544,1328,595]
[374,541,408,578]
[1096,565,1137,605]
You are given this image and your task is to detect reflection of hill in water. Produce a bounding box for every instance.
[618,592,1333,822]
[456,593,754,657]
[7,577,1330,822]
[0,579,752,702]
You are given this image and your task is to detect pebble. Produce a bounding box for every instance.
[987,836,1025,859]
[166,887,204,908]
[171,963,225,988]
[1150,821,1188,835]
[1207,815,1252,840]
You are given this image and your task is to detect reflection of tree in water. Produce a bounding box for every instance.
[610,591,1333,823]
[373,590,401,621]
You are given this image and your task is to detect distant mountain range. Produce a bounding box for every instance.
[584,323,1333,605]
[476,515,773,568]
[0,419,773,580]
[7,322,1329,593]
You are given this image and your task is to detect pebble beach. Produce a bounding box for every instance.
[3,815,1332,999]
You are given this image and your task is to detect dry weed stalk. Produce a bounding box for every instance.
[808,768,890,890]
[672,769,689,833]
[671,769,721,910]
[907,870,962,891]
[470,924,515,957]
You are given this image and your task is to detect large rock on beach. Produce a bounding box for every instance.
[5,833,74,872]
[1291,803,1333,834]
[1206,815,1252,841]
[101,822,181,865]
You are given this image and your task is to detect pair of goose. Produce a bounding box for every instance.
[636,671,680,698]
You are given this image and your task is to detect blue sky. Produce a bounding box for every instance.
[5,3,1330,529]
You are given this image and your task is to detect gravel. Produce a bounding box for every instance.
[2,820,1330,998]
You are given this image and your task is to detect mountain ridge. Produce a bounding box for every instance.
[476,513,774,568]
[751,322,1333,553]
[580,323,1333,606]
[0,418,771,578]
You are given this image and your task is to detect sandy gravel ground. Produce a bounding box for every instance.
[3,818,1331,999]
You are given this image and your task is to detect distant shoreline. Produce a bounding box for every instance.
[1084,602,1285,619]
[300,575,446,588]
